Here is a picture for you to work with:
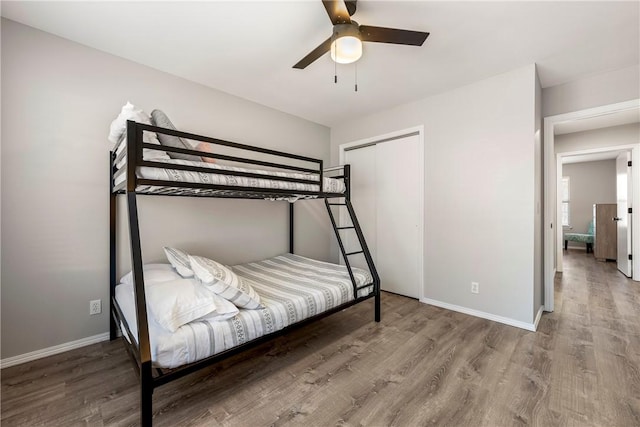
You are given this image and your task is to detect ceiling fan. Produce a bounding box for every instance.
[293,0,430,69]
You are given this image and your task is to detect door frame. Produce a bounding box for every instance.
[339,126,425,300]
[544,99,640,311]
[555,144,637,276]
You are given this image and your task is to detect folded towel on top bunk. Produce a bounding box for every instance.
[109,102,169,161]
[109,104,210,164]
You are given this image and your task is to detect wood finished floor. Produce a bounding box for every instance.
[2,250,640,426]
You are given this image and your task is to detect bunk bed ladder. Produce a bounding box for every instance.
[324,197,381,322]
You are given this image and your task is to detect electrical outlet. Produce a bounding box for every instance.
[471,282,479,294]
[89,299,102,315]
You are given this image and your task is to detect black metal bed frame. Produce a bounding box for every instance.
[109,120,380,426]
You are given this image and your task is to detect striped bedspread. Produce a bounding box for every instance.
[113,157,346,197]
[116,253,374,368]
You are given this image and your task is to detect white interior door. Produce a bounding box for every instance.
[617,151,632,277]
[375,135,421,298]
[344,134,422,299]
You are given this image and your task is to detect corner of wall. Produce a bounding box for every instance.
[534,63,544,315]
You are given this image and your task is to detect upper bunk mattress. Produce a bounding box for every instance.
[113,158,345,197]
[115,253,373,368]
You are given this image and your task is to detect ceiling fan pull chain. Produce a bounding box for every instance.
[332,32,338,83]
[355,62,358,92]
[334,53,338,84]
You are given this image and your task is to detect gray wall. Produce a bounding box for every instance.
[556,123,640,154]
[542,65,639,117]
[561,160,616,247]
[331,64,539,325]
[1,19,331,359]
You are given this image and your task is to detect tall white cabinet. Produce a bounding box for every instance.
[343,132,423,299]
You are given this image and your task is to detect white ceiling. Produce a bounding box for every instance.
[2,1,639,126]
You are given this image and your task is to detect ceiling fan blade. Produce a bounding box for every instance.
[322,0,351,25]
[293,36,333,69]
[359,25,429,46]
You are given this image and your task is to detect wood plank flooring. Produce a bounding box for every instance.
[2,250,640,426]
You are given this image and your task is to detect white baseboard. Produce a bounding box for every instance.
[533,306,544,330]
[1,332,110,369]
[419,297,537,332]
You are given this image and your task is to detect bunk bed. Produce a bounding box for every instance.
[110,120,380,426]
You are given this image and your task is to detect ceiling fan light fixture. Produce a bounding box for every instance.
[330,35,362,64]
[330,22,362,64]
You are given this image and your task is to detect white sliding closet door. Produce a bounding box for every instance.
[344,133,422,299]
[376,135,421,298]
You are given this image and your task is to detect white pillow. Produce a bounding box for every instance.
[189,255,263,309]
[197,293,239,322]
[108,102,169,161]
[119,263,181,286]
[143,278,218,332]
[164,247,194,278]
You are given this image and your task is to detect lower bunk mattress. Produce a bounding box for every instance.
[116,253,374,368]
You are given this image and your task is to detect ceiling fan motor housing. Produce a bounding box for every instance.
[333,22,360,40]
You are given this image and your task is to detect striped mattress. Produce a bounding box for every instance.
[113,157,345,198]
[116,253,374,368]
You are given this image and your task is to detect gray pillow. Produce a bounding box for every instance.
[150,110,202,162]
